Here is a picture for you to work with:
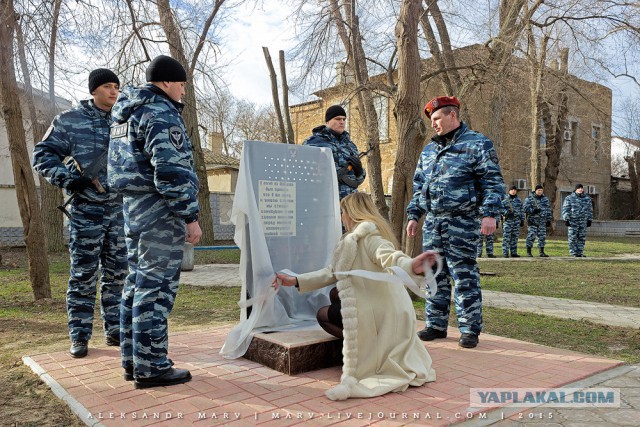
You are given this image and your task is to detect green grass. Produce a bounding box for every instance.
[479,260,640,306]
[412,301,640,363]
[194,249,240,264]
[491,235,640,257]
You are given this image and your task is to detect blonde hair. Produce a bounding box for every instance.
[340,192,399,249]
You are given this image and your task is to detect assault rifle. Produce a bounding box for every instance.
[338,143,374,188]
[57,151,108,219]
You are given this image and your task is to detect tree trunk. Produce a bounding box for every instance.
[626,152,640,218]
[15,10,65,253]
[527,30,548,191]
[279,50,295,144]
[157,0,214,244]
[391,0,428,251]
[0,0,51,299]
[262,46,287,143]
[329,0,388,218]
[542,48,570,229]
[420,1,472,126]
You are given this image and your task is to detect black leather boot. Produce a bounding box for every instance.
[526,247,533,257]
[69,340,88,358]
[539,248,549,257]
[417,327,447,341]
[134,368,192,389]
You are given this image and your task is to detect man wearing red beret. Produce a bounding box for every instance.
[406,96,505,348]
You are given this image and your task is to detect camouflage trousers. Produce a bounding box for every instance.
[477,232,494,256]
[67,199,126,342]
[568,222,588,256]
[526,221,547,248]
[120,194,186,378]
[422,214,482,336]
[502,219,521,256]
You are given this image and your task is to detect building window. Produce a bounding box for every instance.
[592,124,602,160]
[563,120,579,156]
[373,95,389,141]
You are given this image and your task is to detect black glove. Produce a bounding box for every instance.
[533,208,541,214]
[67,176,93,192]
[347,155,364,176]
[587,220,592,227]
[565,220,570,227]
[546,221,551,227]
[520,220,524,227]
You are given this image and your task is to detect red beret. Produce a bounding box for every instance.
[424,96,460,118]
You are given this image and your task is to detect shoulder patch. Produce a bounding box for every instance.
[41,125,54,141]
[489,149,499,164]
[110,123,128,139]
[168,126,184,149]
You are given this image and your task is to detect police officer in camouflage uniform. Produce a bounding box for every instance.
[303,105,366,200]
[477,217,498,258]
[108,55,201,389]
[406,96,505,349]
[33,69,126,359]
[501,185,524,257]
[523,184,552,257]
[562,183,593,257]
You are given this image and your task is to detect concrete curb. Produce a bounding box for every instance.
[22,355,105,427]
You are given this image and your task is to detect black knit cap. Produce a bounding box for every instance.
[88,68,119,93]
[510,185,517,191]
[325,105,347,122]
[146,55,187,82]
[535,184,543,191]
[575,183,583,190]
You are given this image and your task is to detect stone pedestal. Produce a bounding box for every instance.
[243,329,342,375]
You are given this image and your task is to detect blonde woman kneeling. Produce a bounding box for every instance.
[273,192,437,400]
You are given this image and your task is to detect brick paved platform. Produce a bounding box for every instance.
[23,325,623,426]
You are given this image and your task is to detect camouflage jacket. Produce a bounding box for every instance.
[562,192,593,224]
[303,125,365,199]
[107,84,199,220]
[501,194,524,223]
[406,123,505,221]
[523,193,552,223]
[32,99,119,203]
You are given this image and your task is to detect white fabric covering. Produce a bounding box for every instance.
[220,141,341,358]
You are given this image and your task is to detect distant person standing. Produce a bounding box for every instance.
[562,183,593,257]
[108,55,201,389]
[406,96,505,349]
[303,105,366,200]
[501,185,524,257]
[523,184,552,257]
[33,68,126,359]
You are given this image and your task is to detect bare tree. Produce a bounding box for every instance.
[329,0,388,218]
[156,0,228,245]
[390,0,428,252]
[15,0,65,253]
[627,151,640,217]
[279,50,296,145]
[290,0,390,217]
[262,46,287,143]
[0,0,51,299]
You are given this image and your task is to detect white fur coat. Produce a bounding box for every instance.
[296,222,436,400]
